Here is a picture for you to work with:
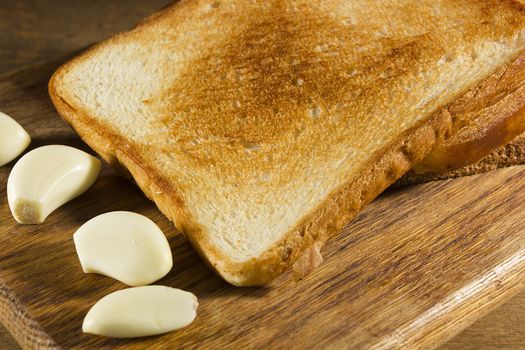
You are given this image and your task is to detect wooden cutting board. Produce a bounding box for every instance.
[1,59,525,350]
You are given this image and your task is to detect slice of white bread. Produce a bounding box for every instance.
[49,0,525,286]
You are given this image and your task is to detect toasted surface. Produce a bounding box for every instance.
[49,0,525,285]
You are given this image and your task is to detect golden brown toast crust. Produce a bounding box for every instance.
[414,52,525,174]
[398,132,525,186]
[49,0,525,285]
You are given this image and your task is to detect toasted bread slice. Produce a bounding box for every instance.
[401,50,525,185]
[413,52,525,175]
[398,131,525,186]
[49,0,525,285]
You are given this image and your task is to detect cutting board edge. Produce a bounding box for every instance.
[2,55,525,349]
[374,250,525,349]
[0,279,57,349]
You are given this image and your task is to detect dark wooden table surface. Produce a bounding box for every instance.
[1,1,524,349]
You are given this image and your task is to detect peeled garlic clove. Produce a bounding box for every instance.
[74,211,173,286]
[7,145,101,224]
[0,111,31,166]
[83,286,198,338]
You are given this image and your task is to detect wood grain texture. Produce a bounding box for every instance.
[1,60,525,349]
[0,0,170,73]
[440,292,525,350]
[0,324,19,350]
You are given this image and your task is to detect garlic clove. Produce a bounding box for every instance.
[7,145,101,224]
[74,211,173,286]
[83,286,198,338]
[0,111,31,167]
